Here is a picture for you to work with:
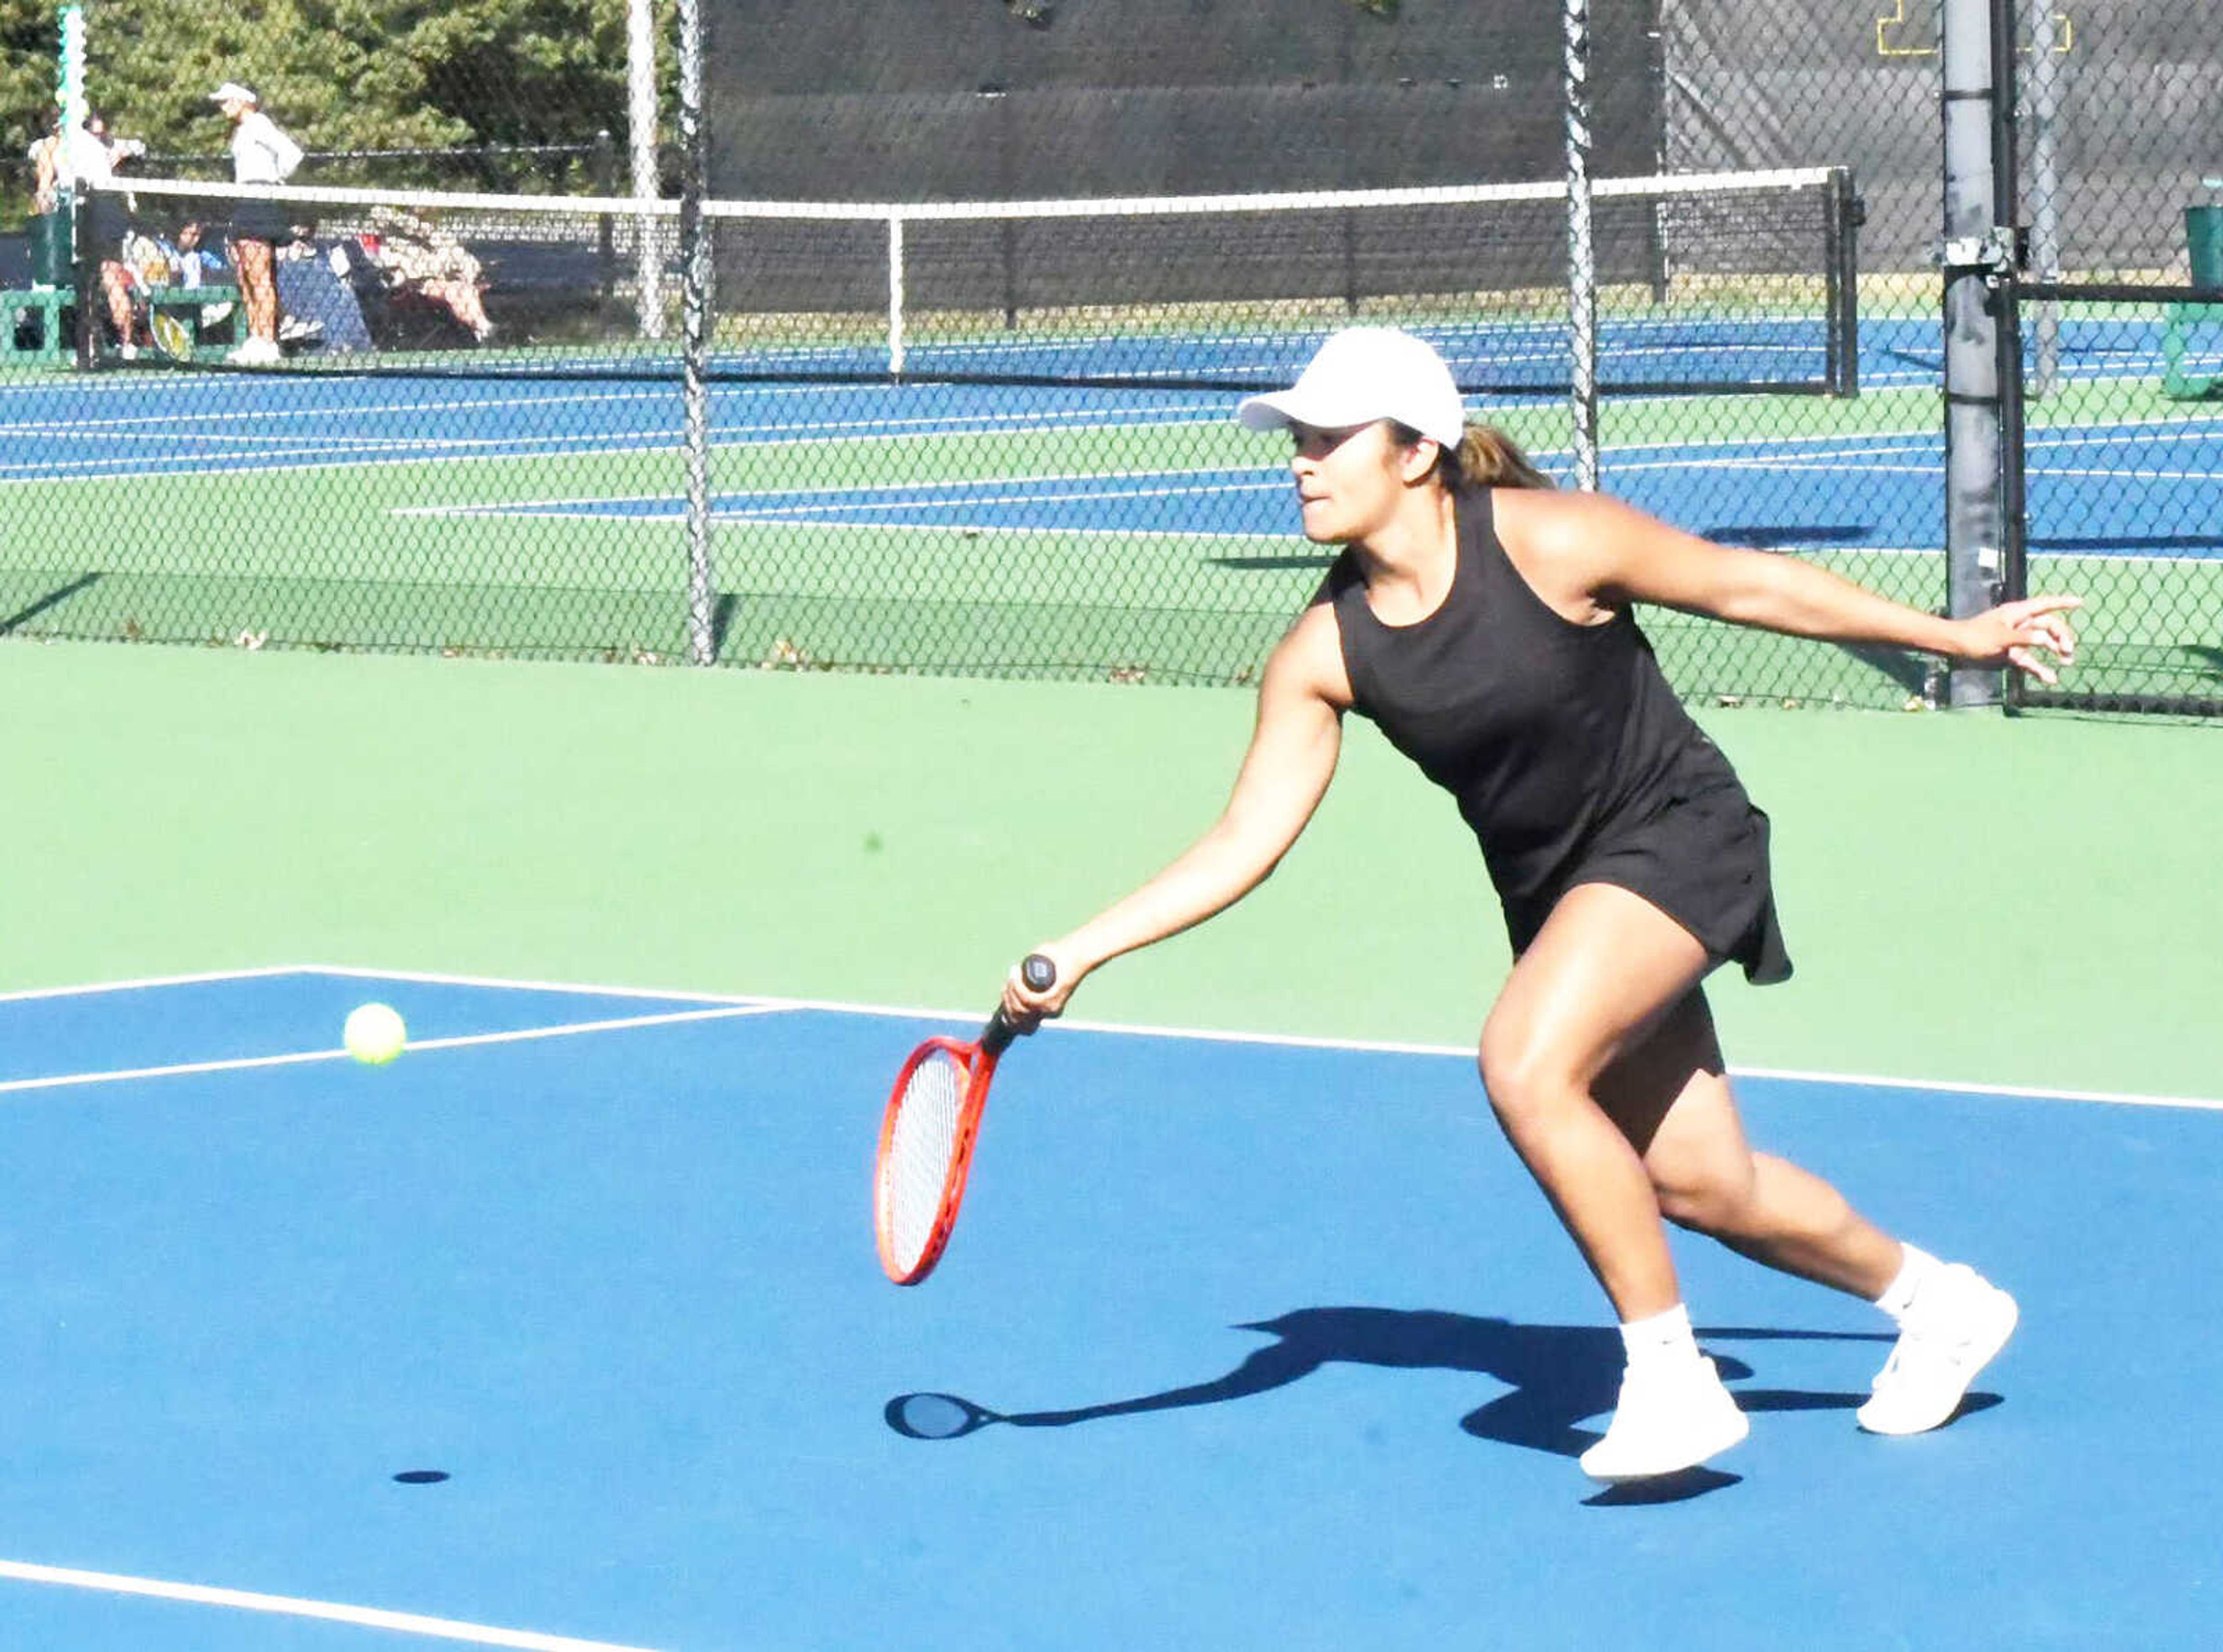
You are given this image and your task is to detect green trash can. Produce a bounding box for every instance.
[2190,204,2223,291]
[29,199,74,288]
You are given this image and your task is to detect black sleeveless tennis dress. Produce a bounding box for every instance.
[1318,489,1791,983]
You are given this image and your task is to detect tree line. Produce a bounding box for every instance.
[3,0,675,223]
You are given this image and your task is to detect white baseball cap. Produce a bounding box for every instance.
[1236,326,1467,450]
[211,82,258,106]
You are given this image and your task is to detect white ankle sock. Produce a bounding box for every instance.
[1875,1243,1940,1321]
[1619,1302,1699,1368]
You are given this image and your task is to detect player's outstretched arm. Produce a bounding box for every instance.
[1505,489,2081,684]
[1003,606,1348,1027]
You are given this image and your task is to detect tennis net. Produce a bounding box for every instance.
[84,167,1857,395]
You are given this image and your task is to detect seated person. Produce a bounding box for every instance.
[358,203,495,342]
[117,220,237,351]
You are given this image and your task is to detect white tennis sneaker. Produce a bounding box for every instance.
[1858,1263,2019,1436]
[1579,1353,1749,1482]
[226,337,282,366]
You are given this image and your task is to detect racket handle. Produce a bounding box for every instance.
[982,955,1059,1056]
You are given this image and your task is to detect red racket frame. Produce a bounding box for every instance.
[873,1033,1004,1285]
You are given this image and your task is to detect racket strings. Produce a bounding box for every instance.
[879,1049,970,1275]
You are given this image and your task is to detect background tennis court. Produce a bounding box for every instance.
[9,302,2222,703]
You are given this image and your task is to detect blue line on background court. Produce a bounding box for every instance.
[412,421,2223,557]
[8,313,2214,488]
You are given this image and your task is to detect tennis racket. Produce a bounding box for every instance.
[149,310,192,361]
[874,952,1057,1285]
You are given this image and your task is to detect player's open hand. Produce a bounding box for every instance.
[1956,594,2081,685]
[1001,946,1076,1033]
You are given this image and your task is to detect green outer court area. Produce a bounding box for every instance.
[5,639,2217,1106]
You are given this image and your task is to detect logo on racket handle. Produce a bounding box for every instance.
[982,952,1059,1056]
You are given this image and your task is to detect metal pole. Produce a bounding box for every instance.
[2026,0,2062,397]
[1940,0,2008,707]
[628,0,665,340]
[1562,0,1601,491]
[677,0,716,665]
[59,5,89,369]
[57,5,86,131]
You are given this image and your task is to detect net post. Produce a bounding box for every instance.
[2024,0,2063,399]
[627,0,665,340]
[887,213,907,379]
[69,186,93,370]
[1562,0,1601,490]
[593,129,617,305]
[1824,167,1862,397]
[677,0,717,666]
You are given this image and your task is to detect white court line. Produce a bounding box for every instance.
[305,962,755,1004]
[0,963,757,1008]
[2,403,1230,491]
[0,1003,782,1098]
[0,1558,658,1651]
[390,459,1270,521]
[8,964,2217,1113]
[0,964,309,1004]
[625,985,2223,1115]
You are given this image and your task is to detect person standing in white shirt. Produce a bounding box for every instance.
[211,81,303,366]
[26,105,141,347]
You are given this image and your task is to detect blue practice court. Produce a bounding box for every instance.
[0,967,2215,1649]
[8,311,2221,561]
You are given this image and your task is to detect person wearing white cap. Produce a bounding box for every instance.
[997,325,2080,1483]
[210,80,303,365]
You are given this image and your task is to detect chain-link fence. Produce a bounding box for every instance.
[3,1,2209,711]
[1998,0,2223,715]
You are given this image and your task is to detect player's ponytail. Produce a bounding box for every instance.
[1442,421,1554,492]
[1389,419,1554,491]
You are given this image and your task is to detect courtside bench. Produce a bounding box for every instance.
[1,287,71,364]
[145,283,244,361]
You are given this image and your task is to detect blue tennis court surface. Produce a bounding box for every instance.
[0,967,2215,1649]
[427,424,2223,558]
[10,310,2223,561]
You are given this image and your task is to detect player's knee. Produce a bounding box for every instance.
[1650,1159,1757,1235]
[1476,1025,1576,1134]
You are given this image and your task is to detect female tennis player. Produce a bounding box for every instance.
[210,81,303,366]
[1000,326,2077,1483]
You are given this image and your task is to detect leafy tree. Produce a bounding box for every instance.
[5,0,673,222]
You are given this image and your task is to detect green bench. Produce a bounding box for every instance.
[145,283,245,361]
[1,287,72,365]
[0,282,245,366]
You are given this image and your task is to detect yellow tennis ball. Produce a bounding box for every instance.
[343,1002,408,1066]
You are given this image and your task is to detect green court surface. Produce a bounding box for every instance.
[4,639,2217,1103]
